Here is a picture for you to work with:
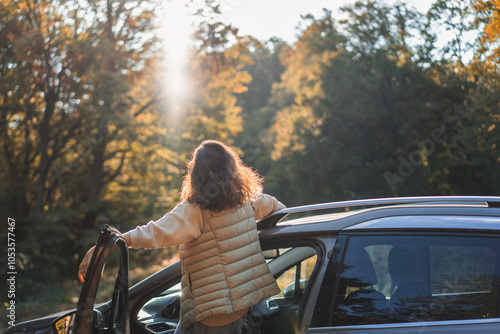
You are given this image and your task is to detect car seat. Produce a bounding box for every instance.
[335,247,387,325]
[387,246,431,322]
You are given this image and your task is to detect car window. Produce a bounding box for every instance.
[330,235,500,326]
[275,252,317,298]
[258,247,318,334]
[95,248,121,305]
[134,246,318,334]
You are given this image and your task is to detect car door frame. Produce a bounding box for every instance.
[74,225,129,334]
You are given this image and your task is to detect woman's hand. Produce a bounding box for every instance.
[78,246,96,283]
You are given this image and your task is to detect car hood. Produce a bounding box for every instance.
[3,309,74,334]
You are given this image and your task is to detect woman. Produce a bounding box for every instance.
[79,140,284,333]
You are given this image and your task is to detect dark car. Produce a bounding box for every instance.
[5,196,500,334]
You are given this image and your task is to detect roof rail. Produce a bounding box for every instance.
[258,196,500,230]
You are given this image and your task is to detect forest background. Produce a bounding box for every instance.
[1,0,499,328]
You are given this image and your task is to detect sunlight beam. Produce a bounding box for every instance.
[159,0,194,102]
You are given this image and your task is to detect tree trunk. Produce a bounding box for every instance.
[34,91,57,213]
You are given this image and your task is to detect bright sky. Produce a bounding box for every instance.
[219,0,437,44]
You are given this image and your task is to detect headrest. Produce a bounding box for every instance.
[388,246,416,283]
[342,247,378,287]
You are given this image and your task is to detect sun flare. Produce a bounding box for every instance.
[158,0,194,102]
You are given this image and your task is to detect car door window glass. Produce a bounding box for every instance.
[259,247,317,334]
[275,253,317,298]
[95,248,121,305]
[331,235,500,326]
[135,247,318,334]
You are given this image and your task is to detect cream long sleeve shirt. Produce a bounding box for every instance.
[122,193,285,249]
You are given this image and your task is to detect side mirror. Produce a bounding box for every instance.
[51,311,76,334]
[262,249,280,259]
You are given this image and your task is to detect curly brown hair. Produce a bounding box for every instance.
[180,140,263,212]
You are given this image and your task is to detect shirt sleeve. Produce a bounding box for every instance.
[251,193,286,221]
[122,201,203,249]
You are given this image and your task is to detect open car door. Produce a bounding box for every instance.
[52,225,129,334]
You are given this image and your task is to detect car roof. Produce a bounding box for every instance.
[258,196,500,238]
[343,214,500,231]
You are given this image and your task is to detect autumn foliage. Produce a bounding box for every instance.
[0,0,499,324]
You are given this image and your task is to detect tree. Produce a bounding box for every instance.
[0,0,175,296]
[422,0,500,195]
[234,37,289,171]
[427,0,478,63]
[172,22,254,152]
[473,0,500,63]
[264,5,473,205]
[263,12,351,204]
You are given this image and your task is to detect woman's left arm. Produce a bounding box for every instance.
[78,201,203,281]
[252,193,286,220]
